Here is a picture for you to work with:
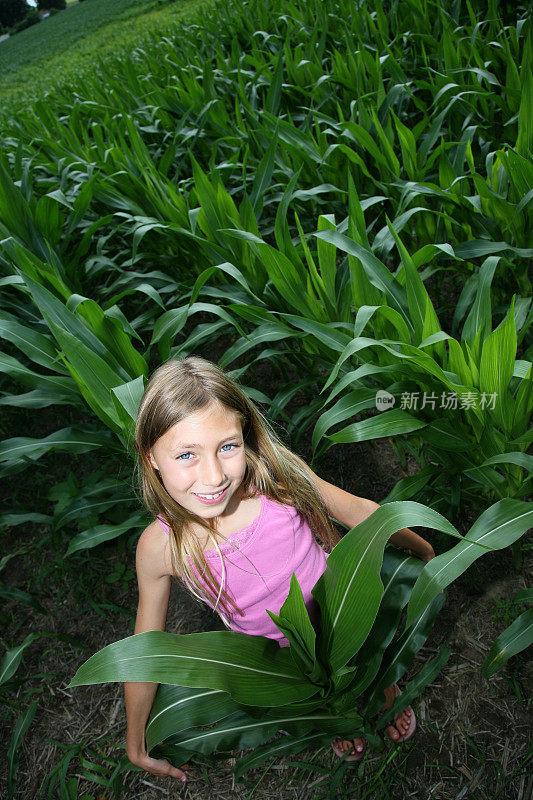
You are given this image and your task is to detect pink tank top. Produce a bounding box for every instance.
[157,495,328,646]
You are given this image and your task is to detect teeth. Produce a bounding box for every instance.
[195,489,226,499]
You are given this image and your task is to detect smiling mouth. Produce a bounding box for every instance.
[193,486,229,501]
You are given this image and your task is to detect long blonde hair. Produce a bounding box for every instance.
[134,356,339,621]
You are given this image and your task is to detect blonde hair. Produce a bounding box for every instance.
[134,356,339,622]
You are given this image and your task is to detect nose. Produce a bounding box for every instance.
[199,454,225,488]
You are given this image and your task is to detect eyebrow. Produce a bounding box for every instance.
[171,434,242,451]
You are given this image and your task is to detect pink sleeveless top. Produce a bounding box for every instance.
[157,495,328,646]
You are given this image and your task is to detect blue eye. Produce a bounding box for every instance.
[177,453,193,460]
[221,444,235,452]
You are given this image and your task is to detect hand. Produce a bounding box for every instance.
[127,746,189,782]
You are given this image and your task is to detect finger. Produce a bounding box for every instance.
[145,757,189,781]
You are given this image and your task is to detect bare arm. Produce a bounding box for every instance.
[125,522,188,782]
[301,461,435,562]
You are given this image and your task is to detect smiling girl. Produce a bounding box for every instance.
[126,357,435,781]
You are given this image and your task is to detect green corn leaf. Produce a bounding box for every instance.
[255,242,325,320]
[0,586,47,615]
[447,338,473,386]
[266,53,284,115]
[386,217,440,345]
[314,230,408,319]
[345,550,425,697]
[392,111,417,180]
[66,513,149,556]
[274,168,302,255]
[51,474,133,529]
[280,314,352,353]
[67,296,147,380]
[513,361,532,379]
[373,645,450,727]
[0,513,51,528]
[327,409,427,445]
[316,214,338,307]
[373,207,440,258]
[0,351,76,397]
[342,120,398,176]
[347,174,371,250]
[191,261,260,305]
[250,123,279,217]
[18,274,127,376]
[111,376,146,424]
[312,389,377,453]
[461,257,500,346]
[0,427,113,468]
[479,299,517,432]
[325,365,400,405]
[0,312,68,373]
[353,305,411,342]
[7,702,38,800]
[365,593,445,715]
[69,630,317,707]
[512,364,533,438]
[513,589,533,605]
[0,388,77,408]
[407,499,533,627]
[465,452,533,473]
[150,306,189,350]
[422,419,471,451]
[155,706,365,763]
[233,729,335,780]
[0,634,41,686]
[294,212,335,317]
[267,574,326,685]
[382,465,438,503]
[218,324,301,369]
[482,609,533,678]
[516,64,533,156]
[453,241,533,259]
[321,337,404,392]
[49,323,125,432]
[146,685,240,753]
[313,502,459,671]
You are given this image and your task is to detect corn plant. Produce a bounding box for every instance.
[1,0,530,307]
[0,240,150,548]
[163,209,531,527]
[482,588,533,680]
[70,499,533,777]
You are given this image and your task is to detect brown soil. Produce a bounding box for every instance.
[1,359,532,800]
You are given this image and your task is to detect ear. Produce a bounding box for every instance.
[148,451,159,471]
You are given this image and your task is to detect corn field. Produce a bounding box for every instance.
[1,0,532,797]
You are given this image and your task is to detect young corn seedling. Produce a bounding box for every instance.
[69,499,533,777]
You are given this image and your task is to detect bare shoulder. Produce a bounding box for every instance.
[136,519,172,578]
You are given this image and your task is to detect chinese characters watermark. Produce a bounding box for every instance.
[374,390,497,412]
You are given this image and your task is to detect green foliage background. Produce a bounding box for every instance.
[0,0,532,792]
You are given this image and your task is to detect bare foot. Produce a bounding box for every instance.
[331,684,416,760]
[382,683,416,743]
[331,735,365,761]
[385,705,414,741]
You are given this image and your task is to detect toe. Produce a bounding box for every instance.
[386,724,400,741]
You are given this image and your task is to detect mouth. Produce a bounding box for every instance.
[192,485,230,505]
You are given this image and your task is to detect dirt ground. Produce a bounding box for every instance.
[1,358,532,800]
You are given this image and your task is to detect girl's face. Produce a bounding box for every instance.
[148,402,247,520]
